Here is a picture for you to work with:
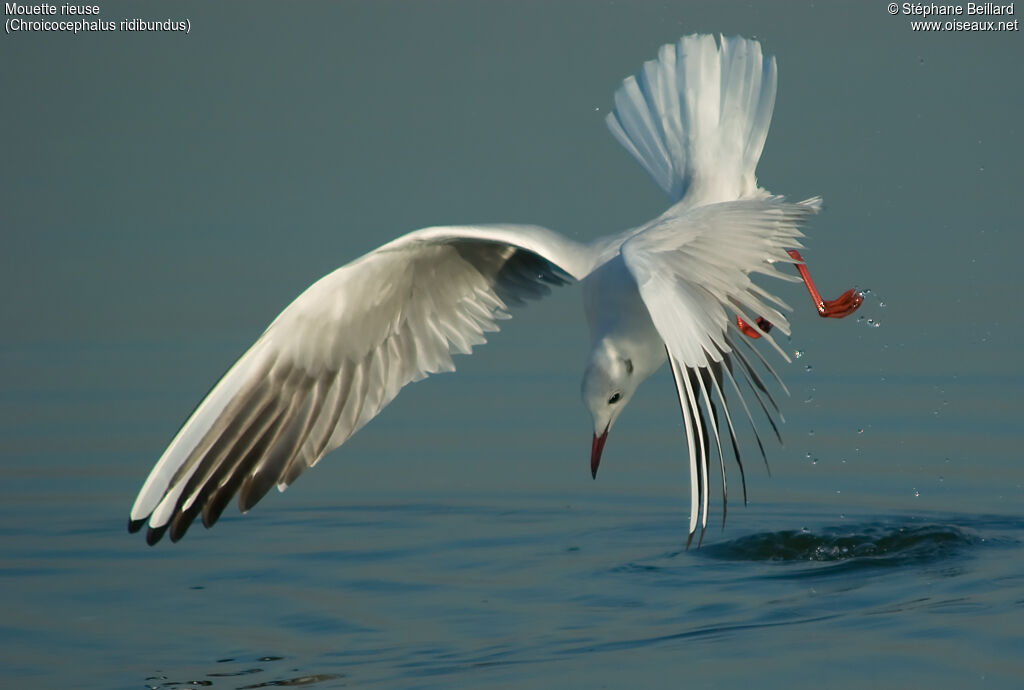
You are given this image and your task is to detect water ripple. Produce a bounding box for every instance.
[701,521,991,576]
[143,656,341,689]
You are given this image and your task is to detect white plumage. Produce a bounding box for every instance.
[130,34,859,545]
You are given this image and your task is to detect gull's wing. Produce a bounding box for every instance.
[130,224,593,544]
[621,197,819,544]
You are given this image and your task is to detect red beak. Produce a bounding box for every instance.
[591,426,609,479]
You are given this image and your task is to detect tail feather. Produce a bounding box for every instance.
[606,34,777,206]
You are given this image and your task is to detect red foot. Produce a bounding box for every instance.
[786,249,864,318]
[736,316,773,339]
[736,250,863,338]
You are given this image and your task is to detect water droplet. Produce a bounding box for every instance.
[938,476,945,483]
[857,428,865,435]
[979,166,985,172]
[811,457,818,465]
[913,488,920,497]
[839,513,846,519]
[879,301,887,308]
[840,458,847,464]
[804,365,814,373]
[808,429,815,436]
[805,452,812,459]
[794,349,804,359]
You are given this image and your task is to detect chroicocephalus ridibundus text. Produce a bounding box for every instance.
[129,34,862,546]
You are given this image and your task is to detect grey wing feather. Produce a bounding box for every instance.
[624,198,817,543]
[130,225,587,543]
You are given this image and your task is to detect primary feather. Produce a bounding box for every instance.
[130,226,587,543]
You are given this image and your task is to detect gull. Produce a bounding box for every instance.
[129,34,862,546]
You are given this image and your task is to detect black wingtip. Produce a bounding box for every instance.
[145,524,168,546]
[169,516,193,543]
[201,489,232,529]
[127,518,145,534]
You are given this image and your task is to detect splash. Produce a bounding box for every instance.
[702,522,984,575]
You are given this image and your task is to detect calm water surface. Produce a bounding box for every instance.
[3,2,1023,688]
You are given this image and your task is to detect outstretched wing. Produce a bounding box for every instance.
[130,224,593,544]
[622,197,819,544]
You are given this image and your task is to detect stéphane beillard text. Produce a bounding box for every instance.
[5,3,99,14]
[902,2,1015,15]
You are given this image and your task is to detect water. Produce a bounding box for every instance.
[3,1,1023,688]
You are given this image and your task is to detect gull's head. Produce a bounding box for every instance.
[581,343,638,479]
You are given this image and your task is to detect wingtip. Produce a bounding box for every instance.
[169,515,193,543]
[145,524,168,546]
[127,517,145,534]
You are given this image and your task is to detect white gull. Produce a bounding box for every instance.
[129,34,862,546]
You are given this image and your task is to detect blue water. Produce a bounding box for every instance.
[3,2,1023,688]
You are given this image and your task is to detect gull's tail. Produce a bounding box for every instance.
[606,34,777,206]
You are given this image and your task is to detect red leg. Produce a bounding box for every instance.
[736,250,862,338]
[735,316,774,338]
[786,249,863,318]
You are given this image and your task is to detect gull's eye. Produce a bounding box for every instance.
[607,392,622,405]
